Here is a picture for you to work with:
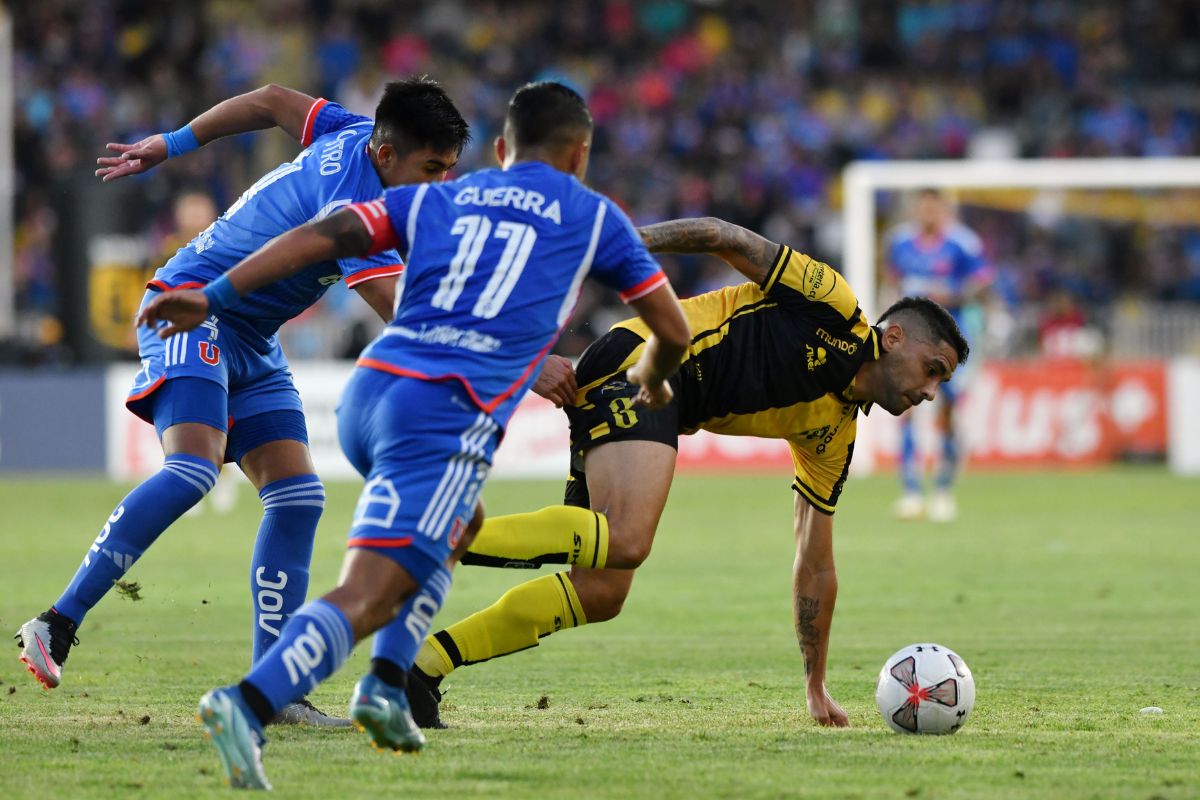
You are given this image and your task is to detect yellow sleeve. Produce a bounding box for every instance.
[788,418,858,515]
[761,246,873,344]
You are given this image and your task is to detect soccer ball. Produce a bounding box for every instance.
[875,643,975,734]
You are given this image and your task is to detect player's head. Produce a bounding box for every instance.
[369,77,471,187]
[871,296,969,416]
[496,81,593,180]
[914,188,949,234]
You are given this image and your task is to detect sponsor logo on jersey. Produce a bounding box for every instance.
[816,327,858,355]
[388,323,502,354]
[318,273,343,286]
[806,345,827,371]
[801,260,835,300]
[596,379,632,398]
[453,185,563,224]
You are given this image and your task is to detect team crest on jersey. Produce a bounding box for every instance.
[806,345,827,371]
[198,342,221,365]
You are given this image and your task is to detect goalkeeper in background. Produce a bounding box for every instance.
[883,189,992,523]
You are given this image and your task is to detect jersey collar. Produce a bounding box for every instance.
[838,326,882,414]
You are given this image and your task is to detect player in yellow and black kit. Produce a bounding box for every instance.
[562,241,878,515]
[406,216,970,729]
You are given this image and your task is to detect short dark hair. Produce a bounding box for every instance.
[878,296,970,365]
[372,77,471,156]
[505,81,593,150]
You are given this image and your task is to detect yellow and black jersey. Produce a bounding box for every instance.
[567,245,879,514]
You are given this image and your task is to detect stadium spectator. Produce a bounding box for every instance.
[8,0,1200,363]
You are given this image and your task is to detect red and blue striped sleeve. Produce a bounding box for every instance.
[301,99,373,147]
[339,198,403,285]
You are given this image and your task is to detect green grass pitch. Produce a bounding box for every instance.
[0,469,1196,798]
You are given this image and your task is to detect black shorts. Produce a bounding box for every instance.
[563,328,683,508]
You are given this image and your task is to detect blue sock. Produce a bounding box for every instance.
[899,418,921,493]
[250,475,325,664]
[371,566,452,671]
[241,598,353,716]
[54,454,218,624]
[937,429,959,490]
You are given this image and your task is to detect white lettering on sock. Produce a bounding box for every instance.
[403,592,441,644]
[255,569,289,637]
[282,621,328,687]
[84,506,126,567]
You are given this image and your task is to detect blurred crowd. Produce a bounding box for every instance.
[10,0,1200,364]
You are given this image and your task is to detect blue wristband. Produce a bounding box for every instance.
[163,123,200,158]
[202,275,240,314]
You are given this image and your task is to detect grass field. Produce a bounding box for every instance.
[0,469,1196,798]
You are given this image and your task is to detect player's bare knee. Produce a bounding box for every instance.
[605,526,655,568]
[580,585,628,622]
[570,571,633,622]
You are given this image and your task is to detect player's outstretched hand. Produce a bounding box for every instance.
[532,355,577,408]
[136,290,210,339]
[806,686,850,728]
[95,135,168,182]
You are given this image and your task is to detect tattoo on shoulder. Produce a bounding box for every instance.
[796,596,820,676]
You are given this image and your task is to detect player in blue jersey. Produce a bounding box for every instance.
[884,189,992,522]
[14,80,473,725]
[140,81,692,790]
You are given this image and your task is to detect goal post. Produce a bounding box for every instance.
[842,157,1200,321]
[0,7,12,337]
[841,157,1200,476]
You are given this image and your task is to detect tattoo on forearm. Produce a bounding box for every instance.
[640,218,726,254]
[313,211,372,257]
[796,596,820,676]
[638,217,779,278]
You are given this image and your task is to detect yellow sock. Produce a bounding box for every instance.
[415,572,587,679]
[461,505,609,569]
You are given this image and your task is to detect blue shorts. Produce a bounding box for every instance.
[126,290,307,462]
[337,367,501,584]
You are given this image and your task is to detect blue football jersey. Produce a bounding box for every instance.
[887,222,990,314]
[351,161,667,425]
[148,99,403,350]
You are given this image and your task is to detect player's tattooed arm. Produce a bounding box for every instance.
[637,217,780,285]
[792,494,849,727]
[795,596,821,677]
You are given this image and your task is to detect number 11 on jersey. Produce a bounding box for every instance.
[433,214,538,319]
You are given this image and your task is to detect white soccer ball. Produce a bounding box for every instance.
[875,643,975,734]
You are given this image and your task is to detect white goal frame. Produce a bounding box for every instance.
[841,157,1200,476]
[842,157,1200,321]
[0,8,13,337]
